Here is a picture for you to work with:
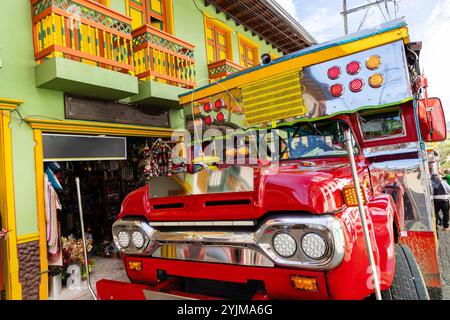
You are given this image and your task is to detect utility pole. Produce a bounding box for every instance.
[341,0,395,35]
[343,0,349,35]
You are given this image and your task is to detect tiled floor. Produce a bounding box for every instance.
[53,256,129,300]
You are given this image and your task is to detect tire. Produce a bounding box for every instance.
[381,244,429,300]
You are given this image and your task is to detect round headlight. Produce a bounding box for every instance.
[117,231,130,248]
[301,232,328,260]
[132,231,145,249]
[272,233,297,258]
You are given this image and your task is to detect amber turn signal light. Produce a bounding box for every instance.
[368,73,385,88]
[366,55,382,70]
[128,261,142,271]
[291,276,318,291]
[342,184,367,207]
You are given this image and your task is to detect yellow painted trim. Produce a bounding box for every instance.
[25,118,177,137]
[17,233,40,245]
[125,0,174,34]
[202,11,233,32]
[165,0,174,35]
[237,33,259,67]
[125,0,130,21]
[0,111,22,300]
[180,26,410,105]
[33,130,48,300]
[0,99,23,111]
[237,33,260,50]
[203,15,234,62]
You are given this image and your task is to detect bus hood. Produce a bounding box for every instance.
[119,161,366,221]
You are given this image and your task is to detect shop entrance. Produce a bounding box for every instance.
[42,134,156,300]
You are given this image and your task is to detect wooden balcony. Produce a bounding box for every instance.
[31,0,134,73]
[208,59,244,81]
[30,0,138,100]
[132,25,196,89]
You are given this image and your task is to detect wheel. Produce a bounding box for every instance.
[381,244,429,300]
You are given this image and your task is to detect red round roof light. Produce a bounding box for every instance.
[327,66,342,80]
[203,102,212,113]
[216,112,225,122]
[214,99,225,111]
[329,84,344,97]
[346,61,361,75]
[349,78,364,93]
[205,115,213,125]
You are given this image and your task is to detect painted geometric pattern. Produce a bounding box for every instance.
[132,32,195,59]
[32,0,132,34]
[210,63,242,77]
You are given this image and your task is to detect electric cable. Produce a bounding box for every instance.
[358,7,371,31]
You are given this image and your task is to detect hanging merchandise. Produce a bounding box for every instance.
[44,170,63,265]
[45,166,63,191]
[143,138,181,180]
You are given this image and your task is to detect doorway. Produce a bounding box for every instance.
[42,134,156,299]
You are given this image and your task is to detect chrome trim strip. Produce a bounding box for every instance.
[143,290,197,300]
[112,214,345,271]
[152,243,274,267]
[152,230,256,244]
[363,142,419,158]
[148,220,255,227]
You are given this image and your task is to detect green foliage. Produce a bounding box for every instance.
[438,139,450,170]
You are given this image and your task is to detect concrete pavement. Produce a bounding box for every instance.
[438,229,450,300]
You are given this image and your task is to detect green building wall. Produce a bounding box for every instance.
[0,0,282,237]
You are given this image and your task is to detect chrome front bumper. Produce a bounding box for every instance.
[112,215,345,271]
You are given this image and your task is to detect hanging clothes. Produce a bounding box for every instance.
[44,173,62,258]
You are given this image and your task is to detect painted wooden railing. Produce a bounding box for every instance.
[132,25,196,89]
[208,59,244,81]
[31,0,134,74]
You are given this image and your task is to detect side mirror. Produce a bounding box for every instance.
[418,97,447,142]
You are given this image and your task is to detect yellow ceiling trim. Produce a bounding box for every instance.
[25,118,178,137]
[0,98,24,111]
[180,26,410,105]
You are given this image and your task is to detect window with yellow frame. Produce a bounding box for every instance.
[239,36,259,68]
[92,0,110,6]
[125,0,173,32]
[205,18,233,64]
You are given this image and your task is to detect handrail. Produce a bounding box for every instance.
[31,0,134,74]
[132,24,196,89]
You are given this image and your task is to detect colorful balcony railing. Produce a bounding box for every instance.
[132,25,196,89]
[208,59,244,81]
[31,0,134,74]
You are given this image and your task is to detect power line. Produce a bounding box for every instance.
[342,0,395,34]
[428,0,450,30]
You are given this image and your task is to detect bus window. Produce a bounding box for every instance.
[359,107,404,140]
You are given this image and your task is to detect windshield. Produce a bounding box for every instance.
[185,120,357,166]
[260,120,357,161]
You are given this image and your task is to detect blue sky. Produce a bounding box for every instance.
[275,0,450,120]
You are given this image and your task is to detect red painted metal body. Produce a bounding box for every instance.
[95,104,442,300]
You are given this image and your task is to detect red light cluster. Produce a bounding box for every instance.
[205,115,213,125]
[201,99,227,125]
[349,79,364,93]
[329,84,344,97]
[327,66,341,80]
[327,56,384,97]
[203,102,212,113]
[346,61,361,75]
